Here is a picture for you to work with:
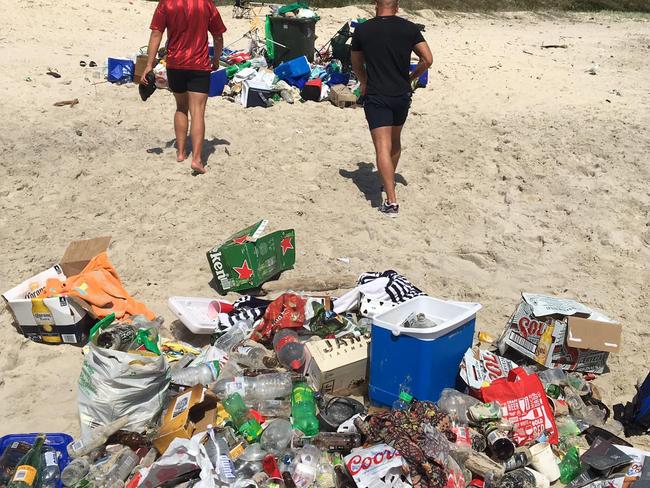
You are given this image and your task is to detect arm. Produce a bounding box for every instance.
[351,51,367,96]
[409,41,433,82]
[212,33,224,71]
[141,30,163,85]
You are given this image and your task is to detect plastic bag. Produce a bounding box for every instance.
[153,63,168,90]
[481,367,558,446]
[77,341,170,435]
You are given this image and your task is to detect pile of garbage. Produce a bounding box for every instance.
[1,222,649,488]
[104,2,428,109]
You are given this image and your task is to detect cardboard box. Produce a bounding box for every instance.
[329,84,358,108]
[153,386,219,454]
[134,55,150,85]
[498,293,622,373]
[2,237,111,344]
[304,335,370,395]
[206,220,295,295]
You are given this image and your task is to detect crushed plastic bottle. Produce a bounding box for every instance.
[438,388,480,423]
[68,417,130,458]
[214,321,253,352]
[171,360,220,387]
[559,446,582,484]
[260,419,294,453]
[230,341,279,369]
[61,457,91,487]
[290,445,322,488]
[213,372,293,401]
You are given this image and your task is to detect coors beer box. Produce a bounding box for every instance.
[497,293,622,374]
[207,220,295,294]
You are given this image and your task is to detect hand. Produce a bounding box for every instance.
[141,65,153,85]
[360,83,367,96]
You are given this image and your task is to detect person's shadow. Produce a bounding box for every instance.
[146,137,230,168]
[339,161,408,208]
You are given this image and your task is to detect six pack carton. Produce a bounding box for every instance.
[2,237,111,345]
[498,293,622,373]
[207,220,295,295]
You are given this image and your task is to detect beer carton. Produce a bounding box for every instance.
[498,293,622,373]
[206,220,295,294]
[304,335,370,395]
[2,237,111,344]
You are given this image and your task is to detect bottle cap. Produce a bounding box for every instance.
[399,391,413,403]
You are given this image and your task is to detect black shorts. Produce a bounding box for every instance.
[167,68,210,94]
[362,93,412,130]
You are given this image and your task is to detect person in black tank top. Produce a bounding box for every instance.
[351,0,432,217]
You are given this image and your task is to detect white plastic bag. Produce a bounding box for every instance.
[77,342,170,434]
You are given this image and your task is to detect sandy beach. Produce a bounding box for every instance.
[0,0,649,451]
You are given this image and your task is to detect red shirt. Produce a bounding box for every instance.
[150,0,227,71]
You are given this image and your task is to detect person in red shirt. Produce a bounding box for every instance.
[141,0,227,174]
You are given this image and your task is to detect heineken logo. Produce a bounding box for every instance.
[234,260,254,280]
[280,236,293,255]
[210,251,230,288]
[232,235,248,245]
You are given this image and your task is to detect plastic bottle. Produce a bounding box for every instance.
[230,342,279,369]
[61,457,91,487]
[214,321,252,352]
[171,360,220,386]
[273,329,306,370]
[261,419,294,453]
[248,399,292,418]
[558,446,581,484]
[290,445,322,488]
[449,408,472,451]
[392,381,413,411]
[39,445,61,488]
[438,388,480,424]
[291,382,319,437]
[97,447,139,487]
[213,372,293,401]
[223,392,264,442]
[67,417,130,458]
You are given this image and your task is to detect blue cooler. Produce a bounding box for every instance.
[369,296,481,406]
[107,57,135,83]
[274,56,311,81]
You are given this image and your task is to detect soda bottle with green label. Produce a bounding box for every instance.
[222,392,263,443]
[291,382,319,437]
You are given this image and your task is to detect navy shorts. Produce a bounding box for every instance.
[362,93,412,130]
[167,69,210,94]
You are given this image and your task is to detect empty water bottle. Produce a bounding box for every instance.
[273,329,305,370]
[212,372,293,401]
[171,360,220,386]
[61,457,91,486]
[40,445,61,488]
[230,341,279,369]
[214,321,253,352]
[392,381,413,410]
[97,447,139,487]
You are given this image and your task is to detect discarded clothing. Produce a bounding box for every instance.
[41,252,155,320]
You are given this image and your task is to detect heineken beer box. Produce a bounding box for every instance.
[207,220,295,294]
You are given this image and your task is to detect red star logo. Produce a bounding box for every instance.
[232,235,248,245]
[280,236,294,255]
[234,260,254,280]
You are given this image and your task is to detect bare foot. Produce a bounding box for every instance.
[176,150,188,162]
[191,160,206,174]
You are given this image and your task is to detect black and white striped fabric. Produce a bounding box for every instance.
[357,270,424,303]
[217,295,271,330]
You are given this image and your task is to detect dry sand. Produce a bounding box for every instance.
[0,0,649,450]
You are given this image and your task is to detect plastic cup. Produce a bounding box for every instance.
[529,443,560,482]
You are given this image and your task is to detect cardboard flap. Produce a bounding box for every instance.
[61,237,112,277]
[566,316,622,352]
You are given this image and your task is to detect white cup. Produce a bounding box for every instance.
[529,442,561,482]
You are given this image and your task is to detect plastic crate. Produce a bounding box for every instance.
[410,63,429,88]
[209,69,228,97]
[0,433,73,488]
[274,56,310,81]
[369,297,481,406]
[107,57,135,83]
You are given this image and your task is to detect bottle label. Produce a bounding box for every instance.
[44,451,58,467]
[70,439,86,453]
[239,419,263,442]
[487,429,508,445]
[12,465,37,485]
[226,378,246,396]
[452,426,472,448]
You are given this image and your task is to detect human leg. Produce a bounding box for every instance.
[390,124,403,171]
[187,90,209,174]
[370,126,397,204]
[173,92,189,162]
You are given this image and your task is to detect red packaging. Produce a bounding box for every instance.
[252,293,306,342]
[481,367,558,446]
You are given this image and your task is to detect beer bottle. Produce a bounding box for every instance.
[31,298,61,344]
[8,434,46,488]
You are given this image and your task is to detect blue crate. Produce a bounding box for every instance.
[0,433,73,488]
[107,57,134,83]
[410,63,429,88]
[274,56,310,81]
[209,69,228,97]
[369,297,481,407]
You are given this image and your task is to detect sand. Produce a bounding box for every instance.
[0,0,649,451]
